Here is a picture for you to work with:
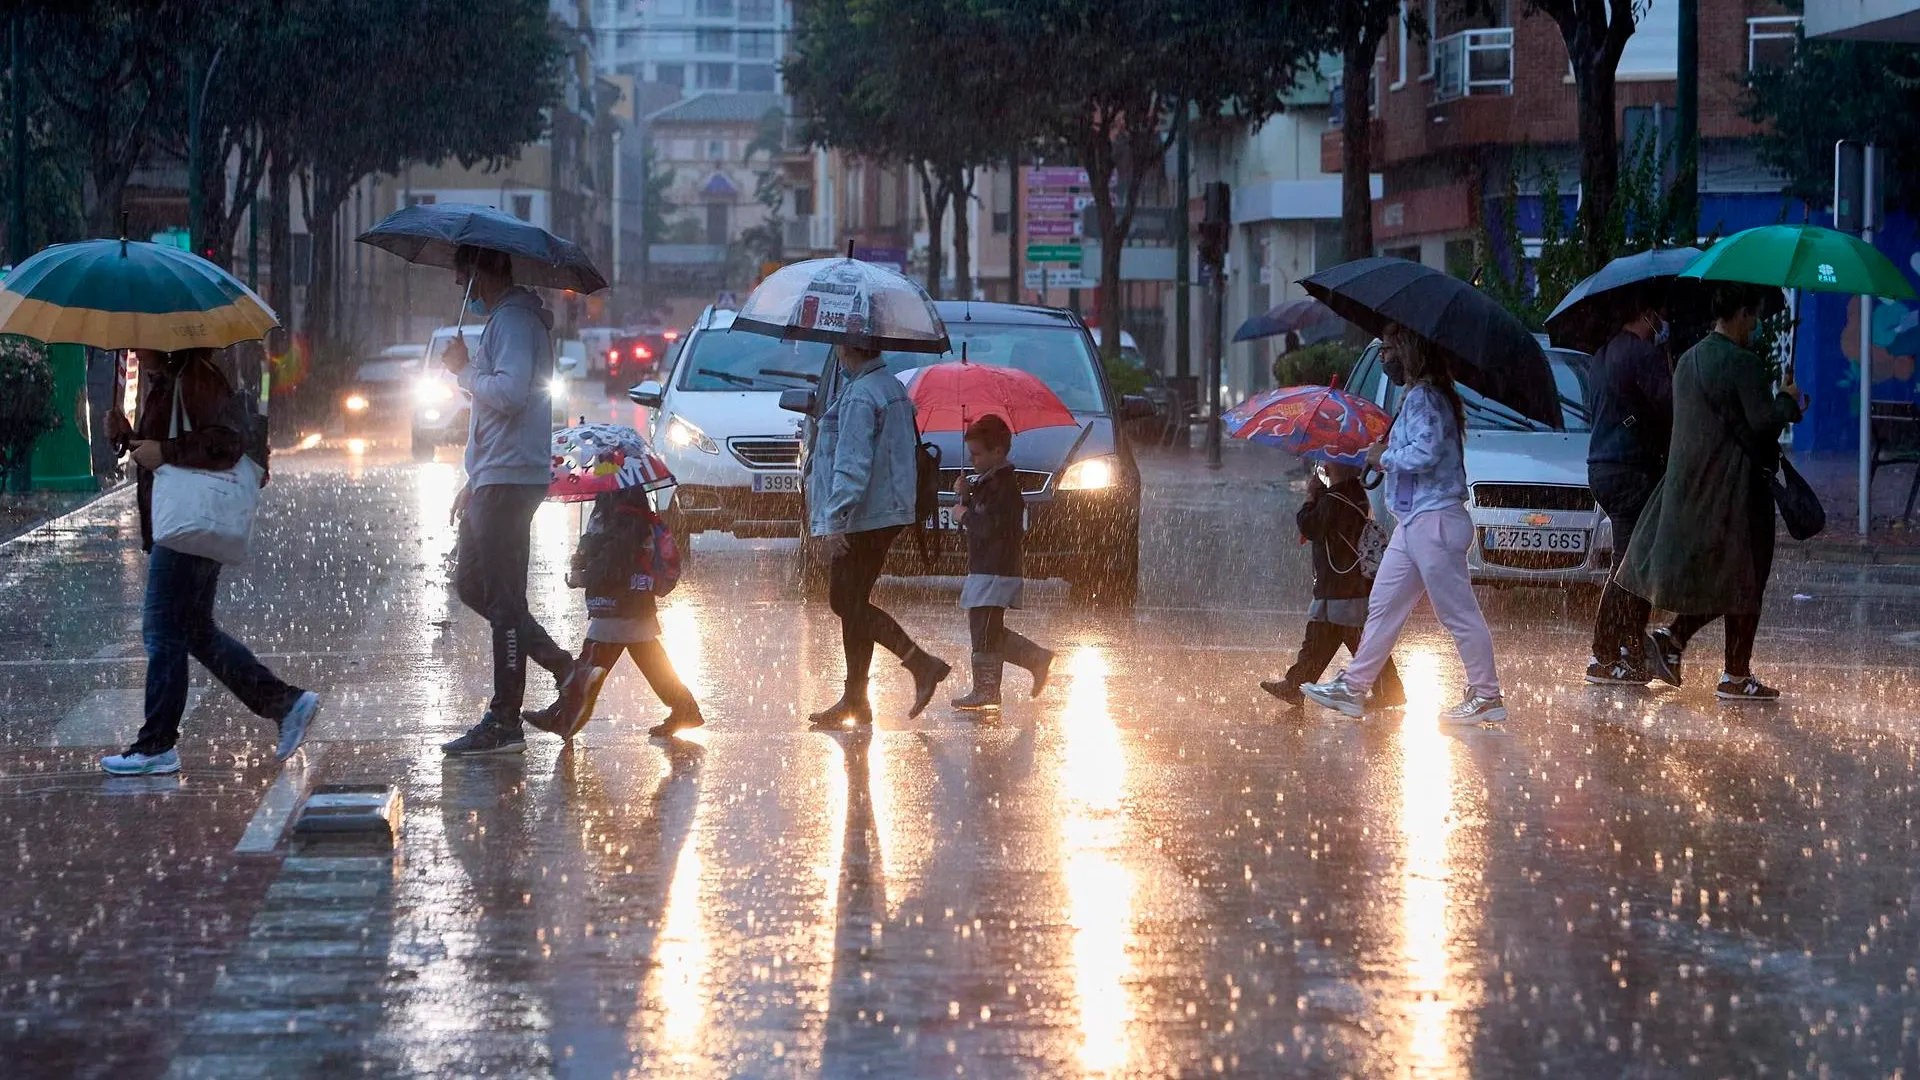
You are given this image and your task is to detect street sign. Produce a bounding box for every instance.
[1026,243,1083,262]
[715,290,739,309]
[1024,267,1089,289]
[1027,219,1079,238]
[1025,194,1074,215]
[853,245,907,272]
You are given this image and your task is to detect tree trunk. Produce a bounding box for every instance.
[266,148,292,333]
[307,199,336,349]
[915,160,946,300]
[1340,41,1375,264]
[1573,53,1620,264]
[950,163,972,300]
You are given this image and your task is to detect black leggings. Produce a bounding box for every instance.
[1667,612,1760,678]
[966,606,1050,671]
[828,527,919,685]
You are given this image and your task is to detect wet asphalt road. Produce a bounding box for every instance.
[6,414,1920,1078]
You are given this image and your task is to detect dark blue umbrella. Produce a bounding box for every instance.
[1544,246,1702,352]
[1233,296,1343,342]
[356,202,608,294]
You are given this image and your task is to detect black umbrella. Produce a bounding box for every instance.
[1543,247,1702,353]
[356,202,608,294]
[1299,256,1561,429]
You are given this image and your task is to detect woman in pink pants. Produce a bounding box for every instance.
[1303,327,1506,724]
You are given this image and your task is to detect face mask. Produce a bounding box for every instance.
[1652,316,1670,346]
[466,296,489,318]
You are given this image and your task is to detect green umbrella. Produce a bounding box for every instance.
[1678,224,1916,300]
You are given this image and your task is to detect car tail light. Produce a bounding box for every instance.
[635,344,653,361]
[664,331,679,341]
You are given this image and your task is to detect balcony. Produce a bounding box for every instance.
[1431,28,1513,103]
[783,216,818,251]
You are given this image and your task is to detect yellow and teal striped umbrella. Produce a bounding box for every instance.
[0,239,278,350]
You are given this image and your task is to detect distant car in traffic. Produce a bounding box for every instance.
[1089,326,1181,444]
[606,329,675,394]
[342,343,424,433]
[1346,338,1609,591]
[628,307,829,545]
[410,325,578,461]
[782,302,1155,606]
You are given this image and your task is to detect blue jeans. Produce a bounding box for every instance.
[131,545,301,754]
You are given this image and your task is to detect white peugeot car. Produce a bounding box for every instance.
[629,307,830,544]
[1347,338,1611,590]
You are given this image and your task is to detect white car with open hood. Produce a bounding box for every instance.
[1347,338,1612,590]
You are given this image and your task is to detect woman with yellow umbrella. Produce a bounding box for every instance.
[0,236,319,775]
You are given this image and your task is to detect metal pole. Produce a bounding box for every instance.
[1007,159,1021,303]
[1205,260,1223,468]
[1859,144,1876,536]
[1174,108,1191,380]
[401,166,412,344]
[186,54,201,253]
[9,11,27,266]
[611,128,623,289]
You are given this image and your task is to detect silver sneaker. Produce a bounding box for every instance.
[1443,693,1507,725]
[101,747,181,776]
[275,691,321,761]
[1302,675,1368,719]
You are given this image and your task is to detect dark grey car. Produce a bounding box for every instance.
[778,302,1154,606]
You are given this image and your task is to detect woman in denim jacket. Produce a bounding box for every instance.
[804,345,951,727]
[1304,326,1507,724]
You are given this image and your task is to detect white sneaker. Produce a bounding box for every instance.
[100,748,181,776]
[275,691,321,761]
[1443,693,1507,725]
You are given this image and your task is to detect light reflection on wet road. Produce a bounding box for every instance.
[4,426,1920,1076]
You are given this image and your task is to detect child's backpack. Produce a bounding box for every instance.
[621,503,682,597]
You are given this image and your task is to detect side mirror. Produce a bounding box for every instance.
[556,351,584,375]
[779,388,816,415]
[1120,394,1156,421]
[628,380,664,409]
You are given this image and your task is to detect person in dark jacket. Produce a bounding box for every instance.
[1618,283,1803,701]
[99,349,318,776]
[949,414,1054,710]
[1584,290,1674,685]
[523,488,702,739]
[1261,462,1404,707]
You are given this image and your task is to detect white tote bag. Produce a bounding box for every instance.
[150,368,262,565]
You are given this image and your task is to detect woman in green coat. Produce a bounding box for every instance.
[1617,283,1802,701]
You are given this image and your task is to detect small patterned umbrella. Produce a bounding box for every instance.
[1222,383,1391,466]
[895,361,1077,433]
[548,423,675,502]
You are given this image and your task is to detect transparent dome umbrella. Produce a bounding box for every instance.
[548,423,675,503]
[731,254,951,354]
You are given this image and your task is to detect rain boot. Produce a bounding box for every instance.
[1001,630,1054,699]
[527,642,612,740]
[950,653,1004,710]
[902,646,952,719]
[809,681,874,729]
[632,640,704,737]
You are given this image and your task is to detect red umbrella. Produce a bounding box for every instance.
[896,362,1077,433]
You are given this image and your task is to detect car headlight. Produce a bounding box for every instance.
[549,375,566,400]
[1056,454,1118,491]
[343,393,369,412]
[665,415,718,454]
[415,378,454,404]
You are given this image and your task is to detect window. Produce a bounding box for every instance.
[1617,0,1676,80]
[992,210,1010,234]
[696,62,732,89]
[1392,1,1408,90]
[740,0,774,20]
[656,0,684,12]
[1422,0,1437,78]
[512,194,533,221]
[655,62,685,88]
[705,203,730,245]
[737,63,776,92]
[1749,16,1801,71]
[707,139,726,160]
[696,0,732,15]
[739,29,776,60]
[696,27,733,54]
[792,185,814,217]
[407,194,436,207]
[657,31,686,54]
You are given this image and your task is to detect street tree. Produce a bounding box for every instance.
[1324,0,1400,268]
[1744,27,1920,214]
[1520,0,1639,267]
[996,0,1326,360]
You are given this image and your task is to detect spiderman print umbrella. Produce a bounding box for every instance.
[1222,383,1391,467]
[547,423,676,502]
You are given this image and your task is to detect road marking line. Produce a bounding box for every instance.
[234,746,325,854]
[48,687,203,747]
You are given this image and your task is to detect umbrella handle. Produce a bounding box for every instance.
[453,276,473,328]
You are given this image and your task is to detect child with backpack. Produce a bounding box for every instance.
[1261,461,1405,709]
[950,414,1054,710]
[524,487,702,739]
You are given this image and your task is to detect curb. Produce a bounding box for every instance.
[0,479,132,548]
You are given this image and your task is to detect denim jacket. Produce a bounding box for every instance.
[1382,384,1468,520]
[807,356,919,536]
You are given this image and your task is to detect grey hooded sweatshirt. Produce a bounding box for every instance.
[458,285,555,488]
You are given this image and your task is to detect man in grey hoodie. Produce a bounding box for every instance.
[440,244,575,755]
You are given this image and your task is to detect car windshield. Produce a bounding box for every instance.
[677,329,830,391]
[882,324,1108,415]
[1381,348,1592,432]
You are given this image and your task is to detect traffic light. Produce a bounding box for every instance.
[1196,182,1231,266]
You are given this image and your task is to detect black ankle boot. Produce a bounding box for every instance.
[809,684,873,728]
[903,647,952,719]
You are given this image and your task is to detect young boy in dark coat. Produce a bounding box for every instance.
[950,414,1054,710]
[525,488,702,739]
[1262,462,1405,707]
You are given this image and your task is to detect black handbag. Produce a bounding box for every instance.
[1710,391,1824,541]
